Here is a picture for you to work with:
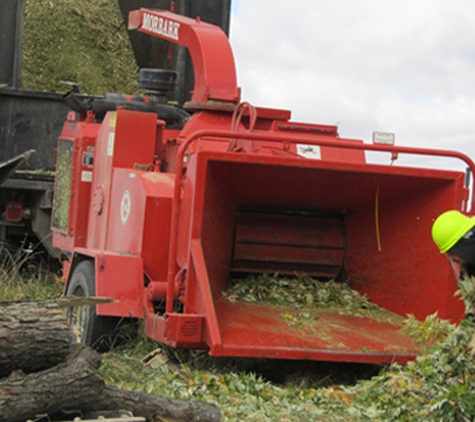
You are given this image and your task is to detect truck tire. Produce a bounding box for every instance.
[65,260,119,351]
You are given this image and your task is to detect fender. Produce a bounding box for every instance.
[65,248,144,318]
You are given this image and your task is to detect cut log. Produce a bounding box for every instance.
[0,343,221,422]
[0,300,73,377]
[0,344,104,422]
[0,300,221,422]
[83,385,222,422]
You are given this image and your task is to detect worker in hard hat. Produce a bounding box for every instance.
[432,210,475,277]
[432,210,475,319]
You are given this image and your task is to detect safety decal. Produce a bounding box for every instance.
[120,190,131,225]
[296,144,321,159]
[81,171,93,182]
[107,132,115,156]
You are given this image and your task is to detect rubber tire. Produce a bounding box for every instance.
[65,260,118,351]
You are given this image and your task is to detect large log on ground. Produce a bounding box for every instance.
[0,300,73,378]
[0,299,221,422]
[0,344,104,422]
[0,343,221,422]
[83,385,222,422]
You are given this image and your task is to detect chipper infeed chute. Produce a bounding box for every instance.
[147,126,473,365]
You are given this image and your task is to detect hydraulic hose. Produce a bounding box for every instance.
[63,91,190,126]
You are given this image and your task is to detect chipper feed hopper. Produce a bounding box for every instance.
[52,9,475,365]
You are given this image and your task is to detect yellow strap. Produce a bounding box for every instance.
[375,187,382,251]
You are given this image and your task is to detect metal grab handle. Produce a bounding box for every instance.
[227,101,257,152]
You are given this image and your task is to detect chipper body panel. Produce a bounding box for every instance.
[52,8,475,365]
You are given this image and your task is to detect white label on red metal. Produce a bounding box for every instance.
[120,190,131,225]
[142,12,180,41]
[81,171,93,182]
[373,131,395,145]
[107,132,115,156]
[296,144,321,159]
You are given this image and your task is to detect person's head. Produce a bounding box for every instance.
[432,210,475,272]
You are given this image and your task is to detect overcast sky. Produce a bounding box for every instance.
[229,1,475,171]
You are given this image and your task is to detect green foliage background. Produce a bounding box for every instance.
[22,0,140,95]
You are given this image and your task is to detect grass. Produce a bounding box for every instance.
[0,246,63,301]
[0,272,62,301]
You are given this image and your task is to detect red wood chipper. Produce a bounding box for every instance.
[52,8,475,364]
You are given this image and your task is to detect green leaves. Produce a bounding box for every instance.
[23,0,140,95]
[98,312,475,421]
[332,318,475,421]
[455,274,475,316]
[400,313,454,347]
[223,273,404,324]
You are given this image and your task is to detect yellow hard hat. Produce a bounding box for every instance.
[432,210,475,253]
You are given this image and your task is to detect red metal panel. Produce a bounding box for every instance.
[87,109,157,250]
[95,252,144,318]
[232,211,345,277]
[232,243,344,276]
[86,112,116,250]
[106,169,146,256]
[106,169,174,282]
[346,177,466,322]
[113,109,157,169]
[144,313,208,349]
[235,212,344,248]
[129,9,240,104]
[211,300,419,364]
[52,117,100,253]
[141,172,175,282]
[187,239,224,347]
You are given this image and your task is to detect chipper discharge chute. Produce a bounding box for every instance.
[54,8,475,365]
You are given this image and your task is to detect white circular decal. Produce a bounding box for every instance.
[120,190,131,225]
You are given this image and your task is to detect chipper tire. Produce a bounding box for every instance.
[65,260,120,352]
